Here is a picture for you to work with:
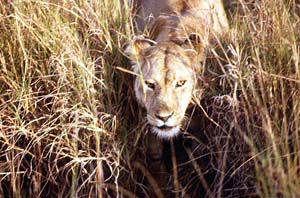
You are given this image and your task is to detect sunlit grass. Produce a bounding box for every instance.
[0,0,299,197]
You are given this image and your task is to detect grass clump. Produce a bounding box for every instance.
[0,0,132,197]
[0,0,299,197]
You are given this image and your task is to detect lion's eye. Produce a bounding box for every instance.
[176,80,186,88]
[145,81,155,90]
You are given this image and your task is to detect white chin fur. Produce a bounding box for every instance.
[151,126,180,139]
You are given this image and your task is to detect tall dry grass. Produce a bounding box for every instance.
[0,0,299,197]
[0,0,133,197]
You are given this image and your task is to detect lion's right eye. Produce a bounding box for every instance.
[175,80,186,88]
[145,81,155,90]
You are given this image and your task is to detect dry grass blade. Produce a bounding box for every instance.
[0,0,300,197]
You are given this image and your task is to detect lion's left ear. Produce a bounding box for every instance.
[181,33,206,69]
[125,36,156,63]
[181,33,206,53]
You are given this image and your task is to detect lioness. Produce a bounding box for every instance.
[127,0,228,138]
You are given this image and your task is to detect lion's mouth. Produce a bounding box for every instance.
[152,125,181,138]
[157,125,174,130]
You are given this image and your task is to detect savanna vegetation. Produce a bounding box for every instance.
[0,0,299,197]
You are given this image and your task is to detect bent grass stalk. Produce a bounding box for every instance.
[0,0,299,197]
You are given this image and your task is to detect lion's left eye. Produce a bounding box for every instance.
[175,80,186,88]
[145,81,155,90]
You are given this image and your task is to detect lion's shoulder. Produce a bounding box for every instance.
[136,0,229,41]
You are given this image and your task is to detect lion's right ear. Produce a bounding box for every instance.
[125,36,156,63]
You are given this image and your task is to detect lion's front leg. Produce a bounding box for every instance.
[144,132,173,197]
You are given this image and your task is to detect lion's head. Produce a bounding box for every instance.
[126,37,203,138]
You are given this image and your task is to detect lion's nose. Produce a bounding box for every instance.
[155,112,174,122]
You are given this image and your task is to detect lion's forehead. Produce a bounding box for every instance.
[141,52,193,81]
[143,65,193,86]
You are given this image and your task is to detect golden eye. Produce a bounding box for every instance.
[176,80,186,88]
[145,81,155,90]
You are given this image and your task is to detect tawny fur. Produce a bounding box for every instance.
[127,0,229,138]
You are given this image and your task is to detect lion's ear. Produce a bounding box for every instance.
[125,36,156,63]
[180,34,206,73]
[181,33,207,51]
[181,33,206,63]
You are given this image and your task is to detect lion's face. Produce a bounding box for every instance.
[127,38,201,138]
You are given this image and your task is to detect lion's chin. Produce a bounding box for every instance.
[151,126,180,139]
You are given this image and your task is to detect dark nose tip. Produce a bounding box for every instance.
[155,112,174,122]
